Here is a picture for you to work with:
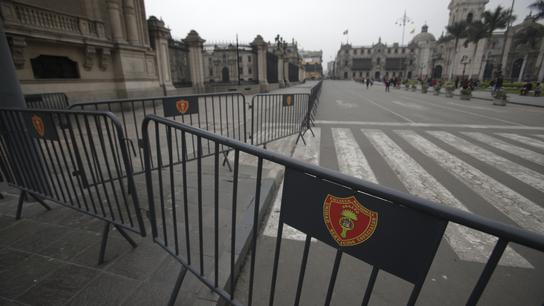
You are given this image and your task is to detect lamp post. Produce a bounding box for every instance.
[395,10,414,46]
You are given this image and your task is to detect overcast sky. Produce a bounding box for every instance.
[146,0,534,67]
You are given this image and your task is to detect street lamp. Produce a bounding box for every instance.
[395,10,414,46]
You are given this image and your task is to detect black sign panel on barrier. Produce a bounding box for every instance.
[281,168,447,284]
[25,112,59,141]
[282,94,294,107]
[163,96,199,117]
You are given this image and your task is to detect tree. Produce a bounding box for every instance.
[465,21,489,76]
[514,24,544,49]
[482,6,516,35]
[529,0,544,20]
[481,6,516,78]
[511,23,544,81]
[445,21,468,78]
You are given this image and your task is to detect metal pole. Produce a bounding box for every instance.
[0,16,25,108]
[236,34,241,86]
[497,0,515,78]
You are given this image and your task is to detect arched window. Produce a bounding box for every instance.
[467,12,474,22]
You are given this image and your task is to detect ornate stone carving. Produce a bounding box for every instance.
[99,48,111,71]
[9,36,26,69]
[83,46,96,70]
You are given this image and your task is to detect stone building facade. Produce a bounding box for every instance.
[1,0,306,101]
[1,0,167,101]
[334,38,417,81]
[300,50,323,79]
[334,0,544,82]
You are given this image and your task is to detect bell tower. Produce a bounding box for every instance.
[448,0,489,25]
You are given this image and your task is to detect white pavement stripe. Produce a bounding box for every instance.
[264,128,321,240]
[462,132,544,166]
[363,129,530,268]
[401,95,525,126]
[428,131,544,193]
[332,128,378,183]
[314,120,544,130]
[397,130,544,234]
[496,133,544,151]
[363,98,416,123]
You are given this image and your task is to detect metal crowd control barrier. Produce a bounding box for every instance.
[0,108,146,264]
[25,92,69,109]
[70,92,247,174]
[249,93,313,147]
[142,115,544,306]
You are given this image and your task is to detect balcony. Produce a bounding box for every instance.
[1,0,107,43]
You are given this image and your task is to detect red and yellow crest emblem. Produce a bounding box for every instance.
[323,195,378,247]
[31,115,45,137]
[175,99,190,114]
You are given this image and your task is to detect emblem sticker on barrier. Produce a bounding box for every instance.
[282,94,294,107]
[281,168,447,284]
[323,195,378,247]
[163,96,199,117]
[25,113,59,140]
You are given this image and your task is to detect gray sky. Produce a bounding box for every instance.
[146,0,533,66]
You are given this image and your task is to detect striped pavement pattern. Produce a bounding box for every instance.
[264,126,544,268]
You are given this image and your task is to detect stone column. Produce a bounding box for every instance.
[283,58,290,86]
[123,0,139,45]
[517,54,528,83]
[501,35,513,73]
[537,39,544,82]
[252,35,269,93]
[148,17,174,92]
[184,30,205,93]
[276,50,285,88]
[107,0,126,43]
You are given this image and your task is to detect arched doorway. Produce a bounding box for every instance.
[374,71,381,80]
[222,67,230,83]
[511,58,523,80]
[483,62,494,80]
[432,65,443,79]
[344,71,348,79]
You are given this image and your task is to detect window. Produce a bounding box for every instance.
[352,72,356,77]
[248,67,252,74]
[239,67,243,74]
[394,49,398,54]
[368,49,372,54]
[467,12,473,22]
[209,68,213,76]
[377,58,381,64]
[409,59,413,65]
[387,49,391,54]
[345,49,349,54]
[248,55,252,62]
[238,56,242,62]
[402,48,405,54]
[31,55,79,79]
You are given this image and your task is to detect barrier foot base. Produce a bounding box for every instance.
[114,224,138,248]
[98,222,111,265]
[15,191,51,220]
[168,266,188,306]
[222,151,233,172]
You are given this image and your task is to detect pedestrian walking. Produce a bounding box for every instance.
[385,78,390,92]
[366,78,370,89]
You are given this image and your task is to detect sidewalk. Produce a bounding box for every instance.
[466,89,544,108]
[0,83,312,305]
